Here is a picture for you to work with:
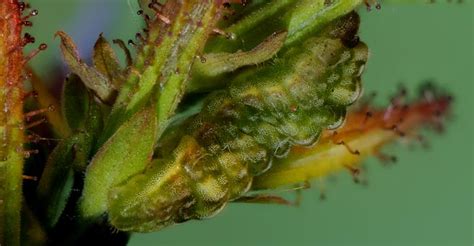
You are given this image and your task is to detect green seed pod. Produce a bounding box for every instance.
[108,13,368,232]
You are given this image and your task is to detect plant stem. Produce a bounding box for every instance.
[101,0,223,143]
[0,1,25,245]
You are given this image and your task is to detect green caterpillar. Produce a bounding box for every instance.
[107,13,368,232]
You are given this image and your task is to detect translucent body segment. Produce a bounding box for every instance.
[108,14,368,233]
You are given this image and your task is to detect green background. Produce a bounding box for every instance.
[28,1,472,245]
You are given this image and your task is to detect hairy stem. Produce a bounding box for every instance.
[101,0,223,142]
[0,1,25,245]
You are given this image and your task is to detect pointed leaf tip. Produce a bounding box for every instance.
[56,31,117,104]
[93,35,124,88]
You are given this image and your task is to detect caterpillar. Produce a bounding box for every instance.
[107,12,369,232]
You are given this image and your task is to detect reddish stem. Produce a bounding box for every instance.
[0,1,26,245]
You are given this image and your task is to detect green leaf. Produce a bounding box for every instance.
[93,35,123,88]
[61,73,104,171]
[36,137,77,228]
[73,97,104,171]
[56,31,117,104]
[38,72,105,226]
[207,0,363,52]
[206,0,294,52]
[61,74,90,131]
[283,0,363,46]
[80,106,157,218]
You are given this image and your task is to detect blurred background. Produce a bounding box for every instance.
[26,1,472,245]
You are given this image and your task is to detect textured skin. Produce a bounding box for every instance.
[108,14,368,232]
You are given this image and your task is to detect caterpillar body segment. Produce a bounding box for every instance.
[108,136,242,232]
[108,18,369,232]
